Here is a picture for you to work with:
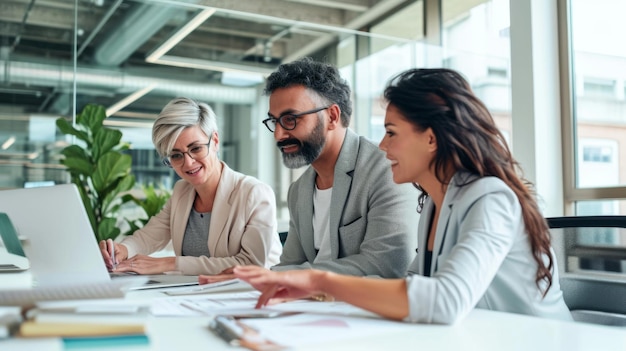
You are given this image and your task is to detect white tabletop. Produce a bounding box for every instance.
[2,308,625,351]
[2,271,625,351]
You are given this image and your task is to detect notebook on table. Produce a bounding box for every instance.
[0,212,30,272]
[0,184,198,290]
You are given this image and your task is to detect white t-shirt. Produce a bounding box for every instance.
[313,186,332,263]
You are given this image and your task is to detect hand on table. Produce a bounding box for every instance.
[113,254,176,275]
[234,265,323,308]
[198,266,236,284]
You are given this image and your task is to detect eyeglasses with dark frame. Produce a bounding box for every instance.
[262,106,330,132]
[162,142,211,168]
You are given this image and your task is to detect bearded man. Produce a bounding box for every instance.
[260,57,418,278]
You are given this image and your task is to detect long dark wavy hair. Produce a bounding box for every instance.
[384,68,554,295]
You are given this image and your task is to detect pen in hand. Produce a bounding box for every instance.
[107,239,116,270]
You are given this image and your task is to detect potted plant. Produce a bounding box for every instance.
[122,183,171,236]
[56,104,135,242]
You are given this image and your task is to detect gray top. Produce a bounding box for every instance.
[181,208,211,257]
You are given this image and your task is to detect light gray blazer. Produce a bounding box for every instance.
[121,162,282,275]
[273,129,419,278]
[405,172,572,324]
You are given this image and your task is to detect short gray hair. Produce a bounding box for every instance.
[152,97,219,157]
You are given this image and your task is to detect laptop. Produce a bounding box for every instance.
[0,213,30,272]
[0,184,198,289]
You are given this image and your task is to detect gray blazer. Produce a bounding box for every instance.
[405,172,572,323]
[273,129,419,278]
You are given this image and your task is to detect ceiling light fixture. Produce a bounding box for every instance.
[263,42,272,63]
[145,7,216,63]
[1,136,16,150]
[106,83,157,117]
[153,55,274,75]
[103,120,155,128]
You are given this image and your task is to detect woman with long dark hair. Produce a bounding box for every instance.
[234,68,572,324]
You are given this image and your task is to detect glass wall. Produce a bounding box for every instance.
[0,0,513,219]
[5,0,624,267]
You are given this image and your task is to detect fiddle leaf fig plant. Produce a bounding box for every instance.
[122,183,172,236]
[56,104,136,242]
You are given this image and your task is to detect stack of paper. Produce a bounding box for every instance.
[16,298,151,348]
[0,277,147,307]
[18,320,145,338]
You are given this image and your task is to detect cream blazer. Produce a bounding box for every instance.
[120,162,282,275]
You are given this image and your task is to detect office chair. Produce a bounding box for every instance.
[547,216,626,326]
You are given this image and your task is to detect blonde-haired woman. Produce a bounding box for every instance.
[100,97,281,275]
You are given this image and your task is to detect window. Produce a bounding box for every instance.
[582,145,612,163]
[443,0,512,137]
[583,79,616,99]
[577,139,618,188]
[563,0,626,277]
[570,0,626,190]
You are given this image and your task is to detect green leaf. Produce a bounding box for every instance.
[56,118,90,143]
[60,144,89,159]
[141,185,171,216]
[117,173,136,193]
[92,153,132,193]
[120,193,137,204]
[62,158,94,177]
[56,103,142,244]
[93,128,123,160]
[78,104,107,136]
[60,145,93,176]
[116,141,131,151]
[101,175,135,216]
[97,218,120,242]
[122,220,142,237]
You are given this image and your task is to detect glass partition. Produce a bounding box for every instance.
[0,0,512,228]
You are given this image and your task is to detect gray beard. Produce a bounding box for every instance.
[281,117,325,169]
[282,152,311,169]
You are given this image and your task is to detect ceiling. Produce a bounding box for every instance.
[0,0,414,120]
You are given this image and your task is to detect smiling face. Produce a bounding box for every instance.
[169,125,219,186]
[268,85,327,169]
[379,104,436,185]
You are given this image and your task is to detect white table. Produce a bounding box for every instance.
[1,308,625,351]
[2,271,625,351]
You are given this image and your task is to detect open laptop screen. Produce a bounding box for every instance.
[0,212,29,272]
[0,184,111,286]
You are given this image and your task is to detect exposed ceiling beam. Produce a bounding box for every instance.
[106,84,157,117]
[151,55,275,75]
[146,7,216,63]
[284,0,410,62]
[93,2,189,66]
[173,0,349,27]
[283,0,369,12]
